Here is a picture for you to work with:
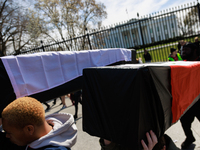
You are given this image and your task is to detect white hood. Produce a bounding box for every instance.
[27,113,77,149]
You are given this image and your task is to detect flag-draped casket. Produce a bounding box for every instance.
[82,61,200,150]
[0,48,132,115]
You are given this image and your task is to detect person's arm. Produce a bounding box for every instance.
[141,130,158,150]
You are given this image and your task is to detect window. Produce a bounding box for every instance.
[115,37,118,43]
[171,23,174,28]
[157,27,159,32]
[158,35,161,41]
[150,28,153,33]
[164,25,167,30]
[172,32,175,37]
[108,38,111,44]
[165,33,168,39]
[151,37,155,43]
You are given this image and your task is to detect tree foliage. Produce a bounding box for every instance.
[0,0,42,56]
[34,0,107,50]
[178,6,199,36]
[0,0,21,55]
[0,0,107,55]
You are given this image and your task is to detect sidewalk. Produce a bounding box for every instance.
[43,97,200,150]
[165,119,200,150]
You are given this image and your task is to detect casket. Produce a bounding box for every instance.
[0,48,133,115]
[82,61,200,149]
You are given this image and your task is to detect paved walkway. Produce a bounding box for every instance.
[43,97,200,150]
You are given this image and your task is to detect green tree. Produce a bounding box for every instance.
[183,7,199,34]
[78,0,107,50]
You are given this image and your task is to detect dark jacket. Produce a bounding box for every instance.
[143,52,151,61]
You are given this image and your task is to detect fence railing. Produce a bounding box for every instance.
[15,1,200,62]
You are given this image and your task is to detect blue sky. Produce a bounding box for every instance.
[98,0,195,26]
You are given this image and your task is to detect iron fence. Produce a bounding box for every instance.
[16,1,200,62]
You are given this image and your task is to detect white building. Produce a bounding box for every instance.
[92,14,179,49]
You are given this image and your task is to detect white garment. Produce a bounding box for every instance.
[138,58,143,64]
[1,48,131,98]
[26,113,77,150]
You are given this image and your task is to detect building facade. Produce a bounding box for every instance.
[92,14,178,49]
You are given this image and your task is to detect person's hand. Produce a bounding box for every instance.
[103,139,111,145]
[141,130,158,150]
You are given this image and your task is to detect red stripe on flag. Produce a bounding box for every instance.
[171,63,200,123]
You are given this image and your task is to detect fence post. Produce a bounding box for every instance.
[87,33,92,50]
[137,13,145,51]
[41,40,45,52]
[197,3,200,26]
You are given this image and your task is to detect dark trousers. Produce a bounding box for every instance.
[43,102,50,107]
[74,97,82,117]
[180,100,200,140]
[53,97,62,104]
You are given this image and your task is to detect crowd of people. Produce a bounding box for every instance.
[0,37,200,150]
[171,37,200,62]
[142,36,200,63]
[43,95,67,111]
[42,90,82,120]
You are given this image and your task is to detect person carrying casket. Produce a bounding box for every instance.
[180,42,200,149]
[0,97,77,150]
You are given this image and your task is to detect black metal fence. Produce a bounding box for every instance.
[16,1,200,62]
